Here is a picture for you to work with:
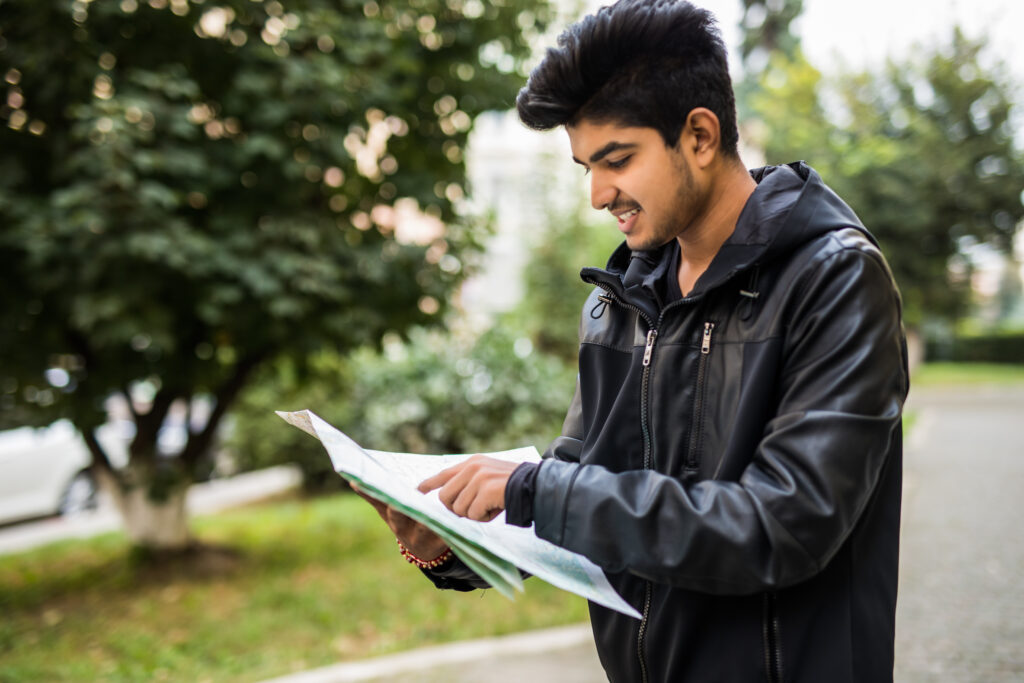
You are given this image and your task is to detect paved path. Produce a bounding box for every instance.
[270,384,1024,682]
[895,385,1024,682]
[261,624,604,683]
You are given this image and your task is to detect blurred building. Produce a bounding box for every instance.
[460,110,582,319]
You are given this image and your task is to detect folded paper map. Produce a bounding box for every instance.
[277,409,640,619]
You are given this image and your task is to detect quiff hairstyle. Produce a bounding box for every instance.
[516,0,739,158]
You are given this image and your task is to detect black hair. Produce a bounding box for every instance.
[516,0,739,157]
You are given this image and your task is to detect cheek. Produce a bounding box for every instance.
[645,169,678,200]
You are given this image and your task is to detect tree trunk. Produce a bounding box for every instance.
[97,468,191,551]
[906,326,925,376]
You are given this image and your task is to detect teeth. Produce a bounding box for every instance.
[619,208,640,220]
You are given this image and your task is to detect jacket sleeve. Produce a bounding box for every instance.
[530,244,908,594]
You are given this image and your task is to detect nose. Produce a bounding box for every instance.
[589,171,616,211]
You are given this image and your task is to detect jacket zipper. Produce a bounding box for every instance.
[685,322,715,471]
[642,329,658,366]
[583,282,658,683]
[637,581,653,683]
[638,324,658,683]
[640,328,658,471]
[637,325,657,683]
[581,281,659,471]
[580,278,702,683]
[763,592,783,683]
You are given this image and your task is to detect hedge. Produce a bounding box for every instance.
[925,330,1024,364]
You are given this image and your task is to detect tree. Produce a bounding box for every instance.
[229,190,622,491]
[738,0,803,72]
[749,30,1024,326]
[734,0,804,120]
[0,0,550,552]
[228,183,623,490]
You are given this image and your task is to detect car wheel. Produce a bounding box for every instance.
[59,471,98,516]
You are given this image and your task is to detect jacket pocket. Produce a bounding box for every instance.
[685,321,715,472]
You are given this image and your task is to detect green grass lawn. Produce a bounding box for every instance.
[0,494,588,682]
[905,363,1024,435]
[912,362,1024,387]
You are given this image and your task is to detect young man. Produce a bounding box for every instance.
[359,1,908,680]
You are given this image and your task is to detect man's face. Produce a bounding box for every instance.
[567,120,705,251]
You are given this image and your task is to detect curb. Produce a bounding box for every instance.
[258,623,594,683]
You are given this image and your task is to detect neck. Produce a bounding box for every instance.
[676,160,757,295]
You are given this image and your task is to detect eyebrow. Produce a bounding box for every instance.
[572,141,638,166]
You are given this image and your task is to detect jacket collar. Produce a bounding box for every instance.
[580,162,872,317]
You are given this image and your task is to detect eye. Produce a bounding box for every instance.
[606,155,631,169]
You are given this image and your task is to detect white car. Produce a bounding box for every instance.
[0,420,126,525]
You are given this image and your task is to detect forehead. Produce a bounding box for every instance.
[566,121,662,162]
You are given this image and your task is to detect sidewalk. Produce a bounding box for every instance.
[894,385,1024,680]
[259,624,604,683]
[0,465,302,555]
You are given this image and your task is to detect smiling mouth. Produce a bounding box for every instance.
[615,207,641,233]
[616,207,640,223]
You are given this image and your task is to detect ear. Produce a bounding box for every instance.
[679,107,721,169]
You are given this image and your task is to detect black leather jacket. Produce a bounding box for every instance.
[431,163,908,682]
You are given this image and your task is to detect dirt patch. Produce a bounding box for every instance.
[128,541,245,581]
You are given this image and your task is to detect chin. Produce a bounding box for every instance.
[626,234,668,252]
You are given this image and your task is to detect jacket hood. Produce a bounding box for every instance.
[582,162,872,317]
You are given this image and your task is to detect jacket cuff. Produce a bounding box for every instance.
[532,458,581,547]
[504,461,540,527]
[421,556,490,592]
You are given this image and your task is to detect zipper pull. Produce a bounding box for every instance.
[701,322,715,354]
[642,329,658,366]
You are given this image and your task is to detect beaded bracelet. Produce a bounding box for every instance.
[397,539,454,569]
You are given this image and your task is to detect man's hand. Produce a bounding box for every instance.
[418,454,518,522]
[350,484,449,561]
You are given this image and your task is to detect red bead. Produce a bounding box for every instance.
[397,539,453,569]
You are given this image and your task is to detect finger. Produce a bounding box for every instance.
[418,463,464,493]
[445,474,484,518]
[465,486,503,521]
[468,484,503,521]
[436,467,475,512]
[473,505,502,522]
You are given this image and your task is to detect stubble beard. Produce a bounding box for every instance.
[629,155,699,252]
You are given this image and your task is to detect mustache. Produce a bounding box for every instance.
[608,199,640,214]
